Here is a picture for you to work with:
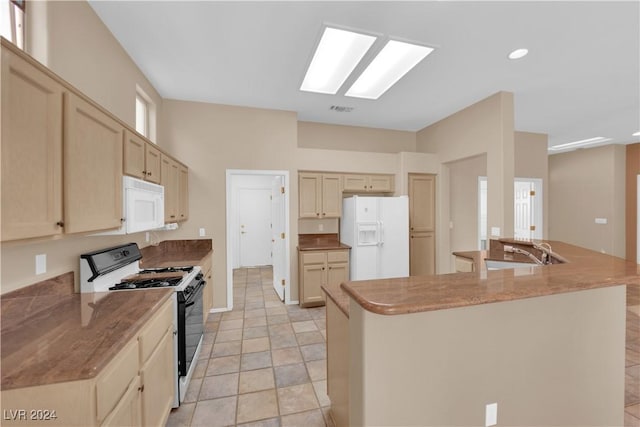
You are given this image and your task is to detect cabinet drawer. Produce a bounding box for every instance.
[200,254,212,277]
[139,297,174,364]
[96,337,139,422]
[455,257,475,273]
[302,252,327,265]
[327,251,349,263]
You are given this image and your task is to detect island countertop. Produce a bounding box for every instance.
[334,240,639,316]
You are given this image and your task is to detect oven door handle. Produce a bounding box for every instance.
[184,280,206,307]
[185,300,196,308]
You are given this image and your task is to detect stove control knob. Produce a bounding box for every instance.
[196,273,203,281]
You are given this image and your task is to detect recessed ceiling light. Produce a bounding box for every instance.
[548,136,612,151]
[633,131,640,137]
[300,27,376,95]
[508,48,529,60]
[345,40,434,100]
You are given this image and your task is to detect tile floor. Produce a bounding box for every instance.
[166,267,331,427]
[166,267,640,427]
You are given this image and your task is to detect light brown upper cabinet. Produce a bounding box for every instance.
[343,173,394,193]
[64,92,124,234]
[1,45,64,241]
[123,130,161,184]
[409,173,436,276]
[178,164,189,221]
[299,172,342,218]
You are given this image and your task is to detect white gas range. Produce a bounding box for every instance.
[79,243,205,407]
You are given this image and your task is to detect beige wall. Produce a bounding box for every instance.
[1,0,166,294]
[514,131,549,238]
[416,92,515,272]
[448,155,487,260]
[26,0,162,138]
[549,145,626,257]
[298,121,416,153]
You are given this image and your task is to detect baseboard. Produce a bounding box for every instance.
[286,300,299,305]
[209,306,231,313]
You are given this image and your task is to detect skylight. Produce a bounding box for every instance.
[548,136,612,151]
[345,40,434,100]
[300,27,376,95]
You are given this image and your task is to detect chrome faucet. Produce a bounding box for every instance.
[510,247,545,265]
[532,242,553,265]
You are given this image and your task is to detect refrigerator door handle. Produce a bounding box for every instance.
[378,220,385,246]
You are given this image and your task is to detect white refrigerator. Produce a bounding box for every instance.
[341,196,409,280]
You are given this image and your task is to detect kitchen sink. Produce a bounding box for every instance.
[485,260,540,270]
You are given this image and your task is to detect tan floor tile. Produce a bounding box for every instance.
[266,306,288,316]
[628,404,640,418]
[236,389,279,424]
[243,337,271,353]
[288,310,313,322]
[166,402,195,427]
[292,320,318,333]
[206,355,240,376]
[237,417,280,427]
[625,411,640,427]
[267,314,290,325]
[281,408,326,427]
[270,333,298,350]
[216,328,243,343]
[191,396,237,427]
[241,350,273,371]
[212,341,242,357]
[300,343,326,362]
[198,342,213,360]
[191,359,208,379]
[272,347,303,366]
[202,332,216,345]
[222,310,245,320]
[200,372,239,399]
[277,383,319,415]
[244,326,269,339]
[239,367,275,394]
[269,323,294,336]
[322,406,335,427]
[245,316,268,328]
[219,318,244,330]
[245,308,267,318]
[296,331,324,346]
[183,377,202,403]
[306,359,327,381]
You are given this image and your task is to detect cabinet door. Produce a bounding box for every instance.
[100,376,142,427]
[161,154,179,222]
[410,231,435,276]
[145,143,161,184]
[123,129,146,180]
[1,47,64,241]
[369,175,394,193]
[64,92,123,234]
[343,174,368,192]
[321,174,342,218]
[327,262,349,302]
[140,329,175,427]
[301,263,326,306]
[299,173,321,218]
[178,164,189,221]
[409,174,435,233]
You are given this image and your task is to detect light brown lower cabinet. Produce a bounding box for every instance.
[299,249,349,307]
[0,297,174,427]
[410,231,435,276]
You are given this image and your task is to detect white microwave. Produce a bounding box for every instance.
[98,176,164,235]
[123,176,165,234]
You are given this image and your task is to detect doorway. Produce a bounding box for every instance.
[408,173,436,275]
[226,170,290,309]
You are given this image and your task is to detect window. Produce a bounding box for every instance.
[135,94,148,137]
[0,0,25,49]
[135,86,156,142]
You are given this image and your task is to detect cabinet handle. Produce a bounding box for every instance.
[56,221,64,227]
[142,170,147,175]
[322,213,326,216]
[148,172,152,176]
[328,266,332,270]
[120,218,125,222]
[316,213,320,217]
[322,267,325,270]
[138,385,144,392]
[410,227,414,231]
[369,185,373,189]
[364,185,367,189]
[411,235,414,239]
[170,215,176,218]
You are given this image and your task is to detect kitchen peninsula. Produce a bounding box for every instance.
[323,240,638,427]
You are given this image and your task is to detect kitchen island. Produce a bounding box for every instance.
[322,240,638,427]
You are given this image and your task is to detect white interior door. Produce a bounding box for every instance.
[514,178,543,240]
[271,177,285,301]
[238,188,272,267]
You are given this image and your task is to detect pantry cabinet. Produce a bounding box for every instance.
[343,173,394,193]
[1,45,64,241]
[298,173,342,218]
[64,92,124,234]
[0,297,175,427]
[299,249,349,307]
[123,129,161,184]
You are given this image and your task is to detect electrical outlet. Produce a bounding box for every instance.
[491,227,501,237]
[145,232,150,242]
[35,254,47,275]
[199,228,205,237]
[485,403,497,427]
[319,223,324,232]
[595,218,607,225]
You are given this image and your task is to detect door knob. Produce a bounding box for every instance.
[241,231,246,234]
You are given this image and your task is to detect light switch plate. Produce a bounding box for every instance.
[485,403,497,427]
[35,254,46,275]
[490,227,501,237]
[199,228,205,237]
[318,223,324,232]
[595,218,608,225]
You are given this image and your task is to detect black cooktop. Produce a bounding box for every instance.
[138,266,194,274]
[109,276,183,290]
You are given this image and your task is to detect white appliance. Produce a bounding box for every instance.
[341,196,409,280]
[80,243,204,408]
[100,176,165,235]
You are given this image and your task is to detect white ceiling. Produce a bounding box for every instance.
[89,1,640,148]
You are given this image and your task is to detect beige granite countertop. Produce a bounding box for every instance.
[298,234,351,251]
[327,240,639,316]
